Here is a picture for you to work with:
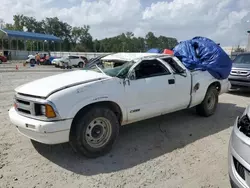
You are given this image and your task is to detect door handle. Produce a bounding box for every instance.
[168,79,175,85]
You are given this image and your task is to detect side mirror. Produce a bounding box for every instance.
[128,69,136,80]
[123,69,136,86]
[180,69,187,77]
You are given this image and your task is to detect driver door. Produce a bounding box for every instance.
[124,59,177,123]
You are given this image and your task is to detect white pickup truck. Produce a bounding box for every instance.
[9,53,231,158]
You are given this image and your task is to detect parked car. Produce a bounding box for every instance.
[26,53,58,65]
[55,55,88,68]
[39,54,58,65]
[228,105,250,188]
[8,53,230,158]
[51,56,65,67]
[228,53,250,89]
[0,55,7,63]
[25,55,36,64]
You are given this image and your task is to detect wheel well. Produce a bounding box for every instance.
[209,81,221,92]
[78,61,85,66]
[70,101,123,137]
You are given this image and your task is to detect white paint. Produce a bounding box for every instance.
[15,70,110,97]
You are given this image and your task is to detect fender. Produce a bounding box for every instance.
[189,71,220,108]
[68,96,127,124]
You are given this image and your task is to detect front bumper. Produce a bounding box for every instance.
[229,80,250,88]
[229,117,250,188]
[9,107,72,144]
[229,75,250,88]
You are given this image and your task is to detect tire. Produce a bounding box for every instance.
[196,85,219,117]
[30,59,35,64]
[70,107,120,158]
[0,60,2,64]
[78,62,84,68]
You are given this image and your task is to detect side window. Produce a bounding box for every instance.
[162,58,185,74]
[69,56,79,59]
[134,59,170,79]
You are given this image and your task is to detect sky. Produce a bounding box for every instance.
[0,0,250,46]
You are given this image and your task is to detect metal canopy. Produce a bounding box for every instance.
[0,29,61,41]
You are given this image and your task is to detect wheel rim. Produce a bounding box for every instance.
[85,117,112,148]
[207,92,216,110]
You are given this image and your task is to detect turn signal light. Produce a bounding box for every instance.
[45,104,56,118]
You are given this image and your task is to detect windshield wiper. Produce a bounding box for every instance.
[95,64,106,75]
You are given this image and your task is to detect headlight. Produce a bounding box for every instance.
[238,105,250,136]
[40,105,46,115]
[36,104,57,118]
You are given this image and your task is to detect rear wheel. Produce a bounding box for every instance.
[78,62,85,68]
[70,107,120,158]
[196,85,218,117]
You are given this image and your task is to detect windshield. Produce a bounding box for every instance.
[233,54,250,64]
[83,60,135,78]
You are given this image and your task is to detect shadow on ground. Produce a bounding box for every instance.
[229,89,250,97]
[32,102,244,175]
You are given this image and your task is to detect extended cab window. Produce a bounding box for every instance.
[135,59,170,79]
[162,58,185,74]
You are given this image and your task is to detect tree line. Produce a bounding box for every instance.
[3,15,178,52]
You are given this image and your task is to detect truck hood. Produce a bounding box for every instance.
[15,70,110,98]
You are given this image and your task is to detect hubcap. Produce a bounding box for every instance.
[207,92,216,110]
[85,117,112,148]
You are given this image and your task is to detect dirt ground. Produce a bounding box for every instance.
[0,63,249,188]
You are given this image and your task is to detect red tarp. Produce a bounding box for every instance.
[163,49,174,55]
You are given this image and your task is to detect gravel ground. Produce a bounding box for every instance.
[0,64,249,188]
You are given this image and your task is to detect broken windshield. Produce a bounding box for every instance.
[83,60,135,78]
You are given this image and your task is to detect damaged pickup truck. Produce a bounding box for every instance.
[9,53,231,158]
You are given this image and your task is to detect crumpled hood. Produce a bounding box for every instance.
[15,70,110,98]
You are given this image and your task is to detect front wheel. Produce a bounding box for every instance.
[196,86,219,117]
[70,107,120,158]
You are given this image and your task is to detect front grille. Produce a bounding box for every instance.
[15,98,33,115]
[16,99,30,105]
[233,157,247,180]
[17,108,31,114]
[231,70,250,76]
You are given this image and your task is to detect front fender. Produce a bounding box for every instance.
[68,96,127,123]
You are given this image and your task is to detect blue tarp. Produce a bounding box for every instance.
[147,48,162,53]
[173,36,232,80]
